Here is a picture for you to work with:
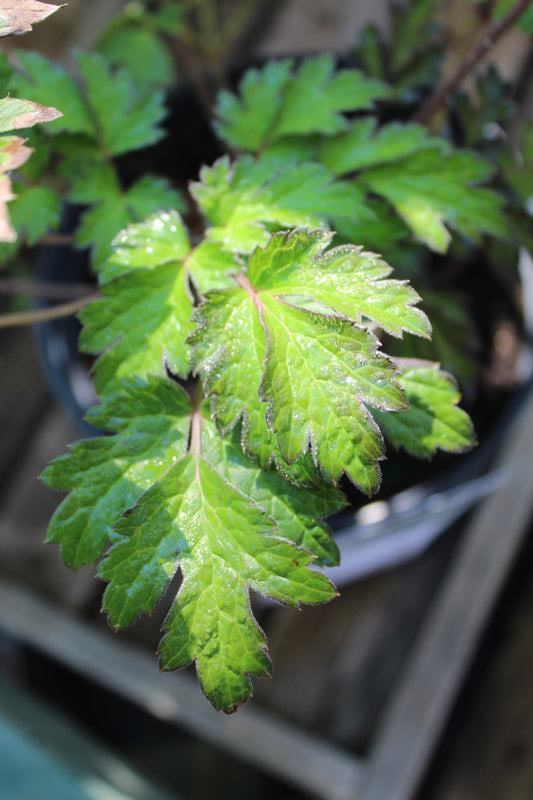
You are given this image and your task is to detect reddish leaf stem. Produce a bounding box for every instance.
[415,0,533,125]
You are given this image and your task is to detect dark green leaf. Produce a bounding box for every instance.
[11,51,94,135]
[7,183,60,244]
[215,55,389,153]
[76,52,167,156]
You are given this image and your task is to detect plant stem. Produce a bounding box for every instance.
[0,293,98,329]
[415,0,533,125]
[0,277,94,300]
[37,232,75,245]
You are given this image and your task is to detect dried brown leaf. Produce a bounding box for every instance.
[0,1,62,36]
[0,134,32,172]
[0,96,62,132]
[0,173,16,241]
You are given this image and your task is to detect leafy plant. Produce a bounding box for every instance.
[0,1,62,241]
[1,0,531,712]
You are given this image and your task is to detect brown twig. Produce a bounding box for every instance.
[0,293,99,329]
[37,232,75,246]
[415,0,533,125]
[0,277,94,300]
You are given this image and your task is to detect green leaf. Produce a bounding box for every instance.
[96,26,174,91]
[375,364,476,457]
[76,51,166,156]
[44,374,340,711]
[11,51,94,135]
[100,444,336,712]
[7,183,60,244]
[352,0,443,97]
[80,207,250,394]
[260,300,405,492]
[249,227,431,338]
[102,210,239,291]
[191,155,371,253]
[191,229,428,491]
[490,0,533,33]
[202,422,345,567]
[74,173,186,267]
[334,198,411,254]
[80,260,193,394]
[320,119,445,175]
[42,376,192,569]
[215,55,389,153]
[360,147,508,252]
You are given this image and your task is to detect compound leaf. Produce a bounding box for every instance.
[73,173,185,266]
[191,154,370,253]
[11,51,95,135]
[102,210,239,290]
[375,363,476,457]
[100,430,336,713]
[191,229,429,491]
[361,147,508,251]
[216,55,389,153]
[76,51,166,156]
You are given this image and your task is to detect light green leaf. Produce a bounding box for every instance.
[361,147,508,252]
[201,421,344,567]
[215,55,389,153]
[190,287,275,466]
[375,364,476,457]
[249,227,431,338]
[101,447,335,712]
[102,209,191,281]
[273,55,389,138]
[191,155,371,253]
[216,60,292,152]
[42,376,192,569]
[101,210,239,290]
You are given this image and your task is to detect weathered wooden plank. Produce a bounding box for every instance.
[360,385,533,800]
[0,581,365,800]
